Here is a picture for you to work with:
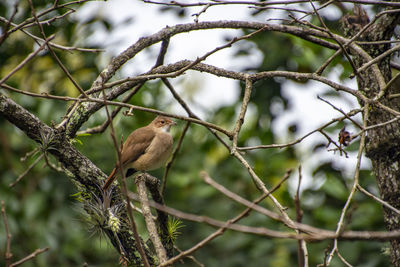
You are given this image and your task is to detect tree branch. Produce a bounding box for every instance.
[0,92,154,265]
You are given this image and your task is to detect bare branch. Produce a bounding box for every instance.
[159,170,292,267]
[1,83,232,137]
[325,104,369,266]
[1,201,12,266]
[357,185,400,215]
[27,0,88,98]
[295,166,308,267]
[0,35,54,86]
[0,0,18,46]
[9,154,44,188]
[231,78,252,151]
[135,175,168,264]
[238,108,361,151]
[10,248,49,267]
[161,121,190,194]
[127,190,400,242]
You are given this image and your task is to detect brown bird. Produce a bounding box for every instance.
[102,115,176,191]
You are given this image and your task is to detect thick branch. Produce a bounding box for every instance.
[135,175,168,264]
[0,93,154,265]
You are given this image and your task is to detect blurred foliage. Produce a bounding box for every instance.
[0,1,119,266]
[0,1,391,267]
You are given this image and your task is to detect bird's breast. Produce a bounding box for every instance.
[130,132,173,171]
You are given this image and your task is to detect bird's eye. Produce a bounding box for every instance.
[160,120,165,124]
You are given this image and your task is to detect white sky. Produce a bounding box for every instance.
[75,1,371,191]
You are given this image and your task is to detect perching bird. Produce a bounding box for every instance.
[102,115,176,191]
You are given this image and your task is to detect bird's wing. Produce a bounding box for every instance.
[120,126,156,166]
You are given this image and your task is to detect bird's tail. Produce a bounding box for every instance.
[102,167,117,191]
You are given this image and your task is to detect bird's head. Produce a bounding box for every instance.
[152,116,177,132]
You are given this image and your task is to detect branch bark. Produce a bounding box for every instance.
[341,6,400,266]
[0,93,155,265]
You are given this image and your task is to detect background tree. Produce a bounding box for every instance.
[1,1,400,266]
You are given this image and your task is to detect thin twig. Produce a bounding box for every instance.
[20,148,39,162]
[336,250,353,267]
[200,171,282,221]
[1,201,12,266]
[0,35,54,86]
[79,34,170,136]
[0,0,19,46]
[317,96,363,129]
[352,116,400,139]
[231,149,306,231]
[77,83,143,135]
[157,170,292,267]
[325,104,369,266]
[9,154,44,188]
[162,121,190,195]
[295,166,308,267]
[308,0,359,78]
[231,77,252,152]
[0,15,103,52]
[127,191,400,243]
[10,248,49,267]
[27,0,88,98]
[154,38,170,68]
[356,43,400,80]
[357,185,400,215]
[43,152,63,172]
[20,10,74,31]
[192,3,211,23]
[173,246,205,267]
[200,170,318,236]
[238,109,362,151]
[162,77,231,149]
[314,8,398,75]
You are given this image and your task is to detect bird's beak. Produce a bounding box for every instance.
[170,120,177,126]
